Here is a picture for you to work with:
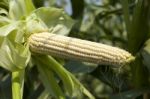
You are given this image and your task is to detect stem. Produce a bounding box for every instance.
[127,0,149,88]
[120,0,131,34]
[12,70,25,99]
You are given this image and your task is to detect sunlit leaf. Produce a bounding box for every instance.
[0,22,19,36]
[0,16,11,26]
[25,13,48,35]
[33,7,74,35]
[0,38,30,71]
[24,0,35,15]
[9,0,35,20]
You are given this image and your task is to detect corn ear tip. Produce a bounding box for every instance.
[126,55,135,63]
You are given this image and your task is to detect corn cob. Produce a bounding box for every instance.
[28,32,135,66]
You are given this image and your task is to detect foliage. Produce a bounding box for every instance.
[0,0,150,99]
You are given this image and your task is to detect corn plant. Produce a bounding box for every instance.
[0,0,150,99]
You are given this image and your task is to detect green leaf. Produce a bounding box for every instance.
[24,0,35,15]
[9,0,35,20]
[0,16,11,26]
[38,90,51,99]
[37,61,65,99]
[0,38,20,71]
[25,13,48,35]
[0,8,8,15]
[65,60,97,73]
[80,11,95,32]
[68,72,95,99]
[0,20,31,71]
[0,22,19,37]
[34,55,95,99]
[34,55,74,95]
[0,38,30,71]
[9,0,25,20]
[0,0,9,10]
[33,7,74,35]
[0,36,4,46]
[142,39,150,70]
[0,21,25,43]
